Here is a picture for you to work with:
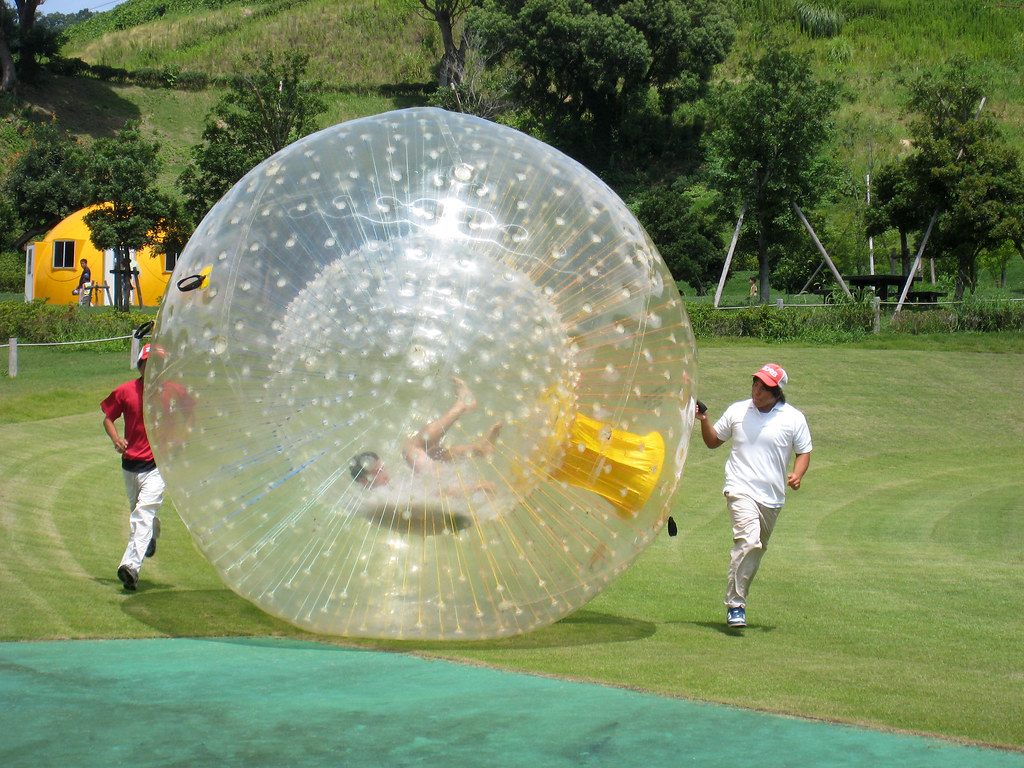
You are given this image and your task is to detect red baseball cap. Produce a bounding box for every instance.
[138,343,165,364]
[753,363,787,390]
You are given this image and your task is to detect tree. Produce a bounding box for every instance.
[178,51,326,223]
[0,194,18,252]
[35,8,93,34]
[430,30,513,119]
[864,159,931,276]
[867,57,1024,300]
[11,0,46,81]
[85,122,170,312]
[414,0,474,87]
[466,0,734,170]
[631,181,723,294]
[1,122,91,241]
[703,47,842,303]
[1,3,16,92]
[1,0,62,91]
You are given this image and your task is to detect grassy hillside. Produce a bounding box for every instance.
[61,0,440,86]
[6,0,1024,263]
[13,74,421,189]
[20,0,1024,175]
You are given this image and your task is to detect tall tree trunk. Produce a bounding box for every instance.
[434,11,462,87]
[0,36,16,93]
[14,0,42,81]
[899,228,912,276]
[953,248,971,301]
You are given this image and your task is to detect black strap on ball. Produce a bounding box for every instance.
[177,274,206,292]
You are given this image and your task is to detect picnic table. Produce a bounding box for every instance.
[842,274,913,302]
[905,290,948,303]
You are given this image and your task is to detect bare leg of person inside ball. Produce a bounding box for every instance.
[351,377,502,493]
[406,378,502,470]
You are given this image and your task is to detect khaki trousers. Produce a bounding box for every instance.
[724,492,781,609]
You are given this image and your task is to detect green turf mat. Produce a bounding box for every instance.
[1,638,1021,767]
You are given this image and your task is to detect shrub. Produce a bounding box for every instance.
[174,69,210,91]
[889,299,1024,334]
[0,251,24,293]
[686,302,874,342]
[90,64,131,83]
[795,2,844,38]
[0,300,151,344]
[48,57,91,77]
[131,65,210,90]
[133,67,167,88]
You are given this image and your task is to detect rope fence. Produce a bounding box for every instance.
[4,295,1021,377]
[2,334,141,377]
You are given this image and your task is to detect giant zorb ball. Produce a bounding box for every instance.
[145,107,697,640]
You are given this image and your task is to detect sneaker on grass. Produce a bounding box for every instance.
[726,606,746,628]
[117,565,138,591]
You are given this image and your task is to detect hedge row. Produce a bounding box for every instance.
[685,302,877,343]
[686,299,1024,340]
[0,301,152,346]
[2,298,1022,347]
[888,299,1024,333]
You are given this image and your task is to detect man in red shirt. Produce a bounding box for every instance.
[101,343,165,591]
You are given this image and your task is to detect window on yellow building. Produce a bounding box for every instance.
[53,241,76,269]
[164,252,178,272]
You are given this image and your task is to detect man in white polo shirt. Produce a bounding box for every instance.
[696,363,812,628]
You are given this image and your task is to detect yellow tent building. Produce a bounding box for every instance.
[24,205,175,307]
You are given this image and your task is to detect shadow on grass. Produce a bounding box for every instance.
[373,610,657,652]
[20,74,143,139]
[114,580,655,649]
[118,583,307,638]
[667,620,777,636]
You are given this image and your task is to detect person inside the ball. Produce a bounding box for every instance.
[350,377,501,497]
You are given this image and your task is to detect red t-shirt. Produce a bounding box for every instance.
[101,377,155,466]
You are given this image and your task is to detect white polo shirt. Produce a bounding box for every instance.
[713,399,812,507]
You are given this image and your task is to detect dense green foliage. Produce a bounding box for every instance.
[0,250,23,291]
[177,51,327,222]
[684,296,1024,340]
[630,181,723,294]
[466,0,734,171]
[0,121,91,240]
[867,58,1024,300]
[703,47,843,302]
[0,299,152,344]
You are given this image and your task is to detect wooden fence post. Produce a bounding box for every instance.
[8,338,16,378]
[873,296,881,334]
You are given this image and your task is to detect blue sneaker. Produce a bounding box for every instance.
[726,606,746,628]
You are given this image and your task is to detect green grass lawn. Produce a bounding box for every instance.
[1,340,1022,750]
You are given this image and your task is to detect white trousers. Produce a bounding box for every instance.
[119,467,165,574]
[724,492,781,609]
